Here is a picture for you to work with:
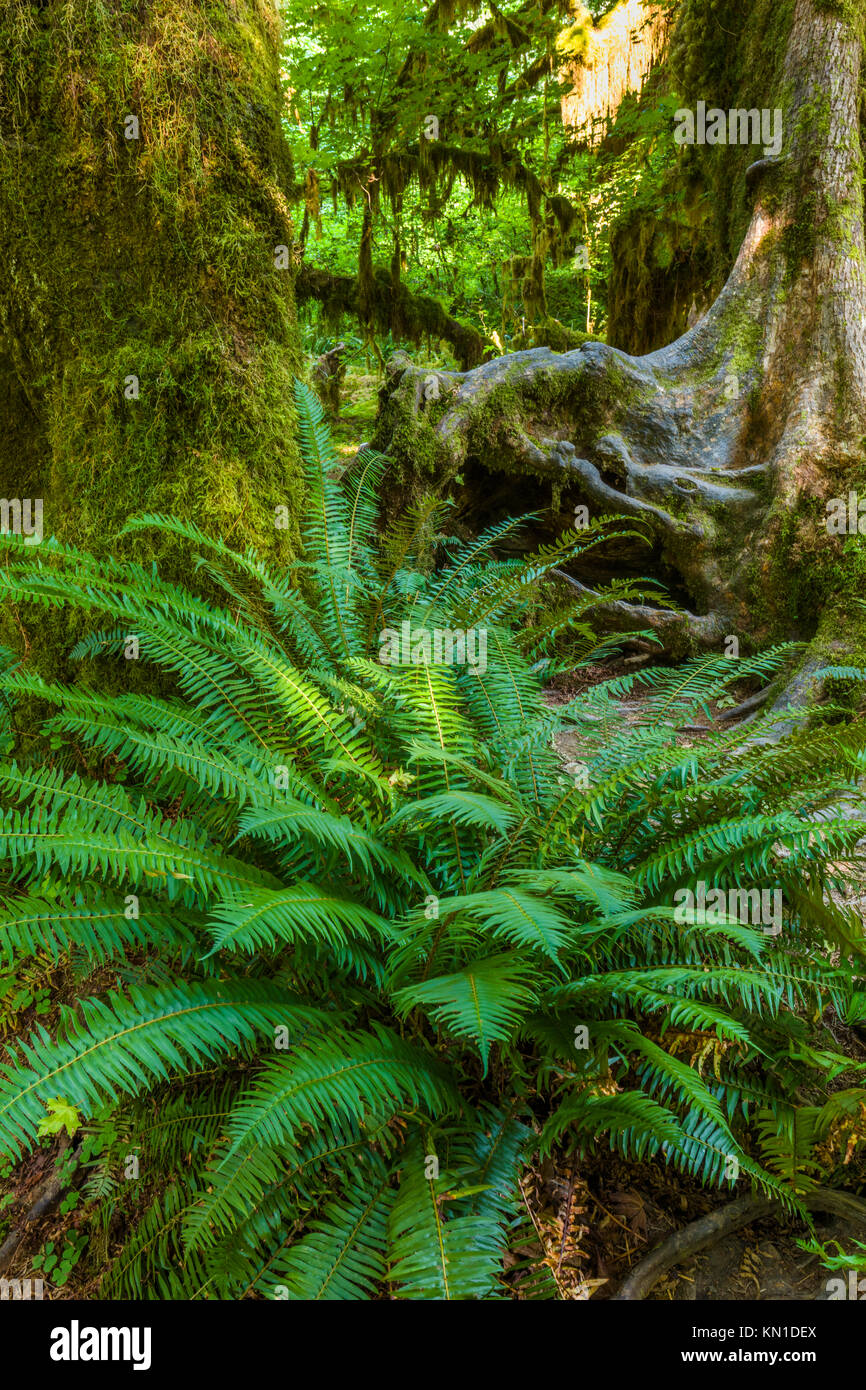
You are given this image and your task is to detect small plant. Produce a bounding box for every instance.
[32,1230,87,1288]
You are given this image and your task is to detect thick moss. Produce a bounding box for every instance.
[745,442,866,643]
[0,0,303,673]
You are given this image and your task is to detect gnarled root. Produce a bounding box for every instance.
[375,341,763,656]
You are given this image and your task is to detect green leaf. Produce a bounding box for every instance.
[36,1097,82,1140]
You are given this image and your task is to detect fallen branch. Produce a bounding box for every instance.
[0,1135,74,1277]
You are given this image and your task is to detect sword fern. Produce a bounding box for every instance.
[0,381,863,1297]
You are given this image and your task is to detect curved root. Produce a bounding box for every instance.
[611,1188,866,1301]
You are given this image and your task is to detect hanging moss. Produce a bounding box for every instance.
[296,264,492,369]
[0,0,303,675]
[607,186,716,354]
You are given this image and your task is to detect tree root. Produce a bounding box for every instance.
[611,1188,866,1301]
[552,569,728,655]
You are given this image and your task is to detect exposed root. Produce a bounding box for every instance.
[611,1188,866,1301]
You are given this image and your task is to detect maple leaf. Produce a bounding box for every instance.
[36,1097,82,1140]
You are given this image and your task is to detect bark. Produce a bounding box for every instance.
[374,0,866,678]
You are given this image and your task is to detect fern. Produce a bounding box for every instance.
[0,381,862,1298]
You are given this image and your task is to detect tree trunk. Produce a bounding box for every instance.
[0,0,301,578]
[560,0,671,146]
[375,0,866,686]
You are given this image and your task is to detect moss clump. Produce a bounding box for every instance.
[813,0,864,33]
[0,0,303,674]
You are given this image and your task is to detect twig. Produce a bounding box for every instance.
[556,1163,579,1274]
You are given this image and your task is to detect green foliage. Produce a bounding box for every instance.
[0,382,863,1298]
[284,0,678,351]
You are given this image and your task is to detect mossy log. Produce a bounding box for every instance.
[375,0,866,694]
[296,264,492,370]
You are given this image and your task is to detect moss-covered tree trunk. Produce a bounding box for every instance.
[375,0,866,694]
[0,0,301,578]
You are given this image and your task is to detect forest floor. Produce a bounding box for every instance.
[2,372,863,1302]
